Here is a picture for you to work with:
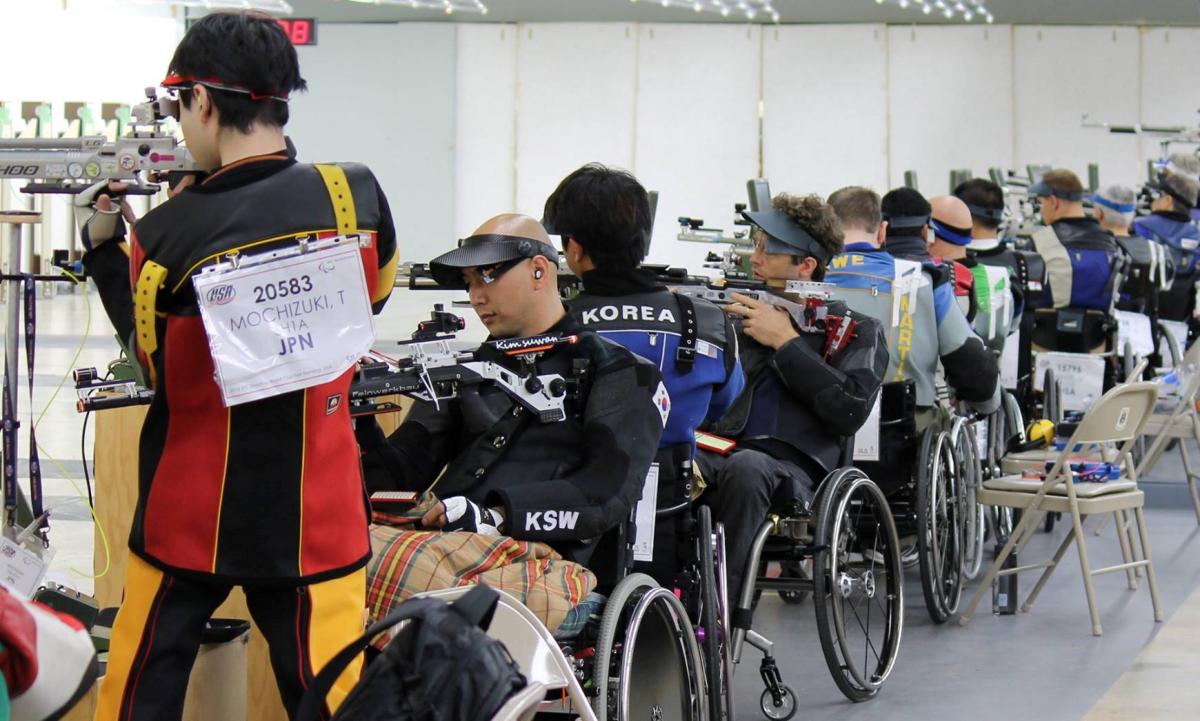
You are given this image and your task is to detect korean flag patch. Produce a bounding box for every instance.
[652,381,671,427]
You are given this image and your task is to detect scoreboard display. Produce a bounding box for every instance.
[185,17,317,46]
[277,18,317,46]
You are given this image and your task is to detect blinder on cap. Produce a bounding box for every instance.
[429,234,559,289]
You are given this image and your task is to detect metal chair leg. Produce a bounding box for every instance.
[1070,508,1104,636]
[1133,506,1164,623]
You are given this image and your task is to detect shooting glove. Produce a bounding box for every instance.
[442,496,502,536]
[72,181,127,252]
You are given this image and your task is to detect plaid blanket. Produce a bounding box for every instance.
[366,525,597,637]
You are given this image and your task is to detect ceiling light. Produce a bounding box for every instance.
[344,0,488,14]
[635,0,781,22]
[127,0,294,11]
[874,0,990,22]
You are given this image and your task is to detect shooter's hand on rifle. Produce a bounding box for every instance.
[727,292,799,350]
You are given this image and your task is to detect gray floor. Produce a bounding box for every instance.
[733,458,1200,721]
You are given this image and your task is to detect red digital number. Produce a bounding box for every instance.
[276,19,314,46]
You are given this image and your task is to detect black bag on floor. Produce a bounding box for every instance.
[296,584,526,721]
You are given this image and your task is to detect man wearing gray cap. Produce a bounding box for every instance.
[355,214,667,624]
[1092,185,1169,317]
[698,193,888,598]
[1132,169,1200,326]
[1028,169,1124,312]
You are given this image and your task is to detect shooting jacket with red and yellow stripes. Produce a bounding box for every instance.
[84,154,398,584]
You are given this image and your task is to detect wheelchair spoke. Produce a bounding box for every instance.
[847,598,883,666]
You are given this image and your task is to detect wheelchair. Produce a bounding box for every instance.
[734,464,904,710]
[832,380,984,625]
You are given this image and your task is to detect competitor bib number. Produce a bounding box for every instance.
[193,240,375,406]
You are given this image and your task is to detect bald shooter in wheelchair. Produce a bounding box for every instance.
[354,214,668,633]
[697,194,890,596]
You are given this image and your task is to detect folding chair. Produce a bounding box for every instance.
[999,359,1148,476]
[958,382,1163,636]
[1134,355,1200,524]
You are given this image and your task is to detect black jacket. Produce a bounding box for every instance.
[708,298,889,474]
[359,313,665,570]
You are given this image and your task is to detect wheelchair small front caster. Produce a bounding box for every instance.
[759,684,797,720]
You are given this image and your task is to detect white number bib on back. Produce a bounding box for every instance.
[193,236,375,406]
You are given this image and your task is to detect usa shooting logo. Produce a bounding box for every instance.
[205,284,236,306]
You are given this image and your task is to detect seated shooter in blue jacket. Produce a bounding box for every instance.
[1028,169,1126,313]
[546,163,744,578]
[1132,169,1200,327]
[826,186,1001,426]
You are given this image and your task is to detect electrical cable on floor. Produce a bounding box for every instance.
[28,271,111,579]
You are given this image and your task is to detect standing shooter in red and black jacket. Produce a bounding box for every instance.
[75,13,397,721]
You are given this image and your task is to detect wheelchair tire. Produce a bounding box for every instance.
[759,685,798,721]
[696,505,734,721]
[591,573,707,721]
[916,429,964,624]
[1159,321,1182,368]
[951,418,986,582]
[813,468,904,702]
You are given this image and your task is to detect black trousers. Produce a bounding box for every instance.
[695,449,815,601]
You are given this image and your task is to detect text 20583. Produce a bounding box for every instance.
[253,275,313,303]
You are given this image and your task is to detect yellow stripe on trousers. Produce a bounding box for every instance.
[94,554,167,721]
[307,567,367,712]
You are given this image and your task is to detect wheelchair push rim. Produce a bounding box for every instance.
[695,505,735,721]
[917,428,965,623]
[813,468,905,701]
[591,573,707,721]
[950,416,986,582]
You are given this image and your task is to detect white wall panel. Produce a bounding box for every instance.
[1014,26,1140,188]
[887,25,1013,194]
[455,24,518,237]
[514,23,638,219]
[1139,27,1200,181]
[635,24,760,270]
[764,25,888,199]
[292,24,457,265]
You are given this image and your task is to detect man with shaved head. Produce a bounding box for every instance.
[355,213,667,630]
[930,195,1017,353]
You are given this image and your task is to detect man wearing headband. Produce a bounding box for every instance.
[694,193,887,598]
[827,186,1000,425]
[955,177,1046,369]
[1028,168,1124,312]
[1132,170,1200,326]
[547,163,744,583]
[1099,185,1173,325]
[357,214,667,625]
[76,13,399,720]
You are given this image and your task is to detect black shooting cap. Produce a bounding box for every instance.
[429,234,558,289]
[740,208,832,265]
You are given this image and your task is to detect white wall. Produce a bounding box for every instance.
[454,24,518,238]
[1014,26,1142,188]
[513,23,639,219]
[887,25,1014,194]
[763,25,889,198]
[1139,27,1200,179]
[292,24,458,264]
[635,24,761,269]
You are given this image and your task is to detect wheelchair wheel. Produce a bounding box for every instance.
[1159,321,1182,367]
[592,573,707,721]
[951,418,986,582]
[695,505,734,721]
[813,468,904,702]
[759,685,798,720]
[916,429,963,623]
